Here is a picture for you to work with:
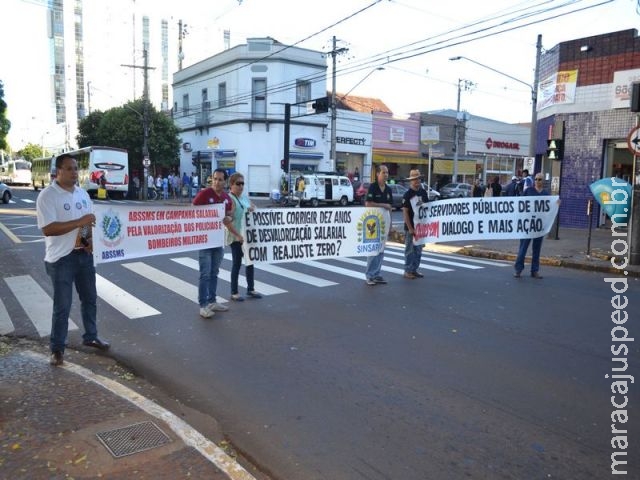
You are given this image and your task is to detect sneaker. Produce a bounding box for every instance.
[531,272,543,279]
[366,278,376,286]
[373,276,387,284]
[413,272,424,278]
[403,272,417,279]
[50,351,64,366]
[513,271,522,278]
[247,291,263,299]
[208,302,229,312]
[231,294,245,302]
[199,307,214,318]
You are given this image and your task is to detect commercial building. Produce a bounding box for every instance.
[536,28,640,228]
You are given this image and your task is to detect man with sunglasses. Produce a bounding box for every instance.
[193,168,242,318]
[514,174,550,279]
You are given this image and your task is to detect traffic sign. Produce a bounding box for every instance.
[627,126,640,155]
[142,156,151,167]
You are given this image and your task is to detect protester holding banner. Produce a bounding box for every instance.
[193,168,241,318]
[364,164,393,286]
[514,174,551,279]
[227,172,263,301]
[36,153,110,366]
[402,169,429,279]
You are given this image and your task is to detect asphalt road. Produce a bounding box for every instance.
[1,187,638,479]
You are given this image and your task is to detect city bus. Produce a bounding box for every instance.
[31,156,57,190]
[65,146,129,199]
[0,159,33,186]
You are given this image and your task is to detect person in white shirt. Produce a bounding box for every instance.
[36,154,110,366]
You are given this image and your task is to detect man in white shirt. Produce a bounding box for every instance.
[36,154,110,366]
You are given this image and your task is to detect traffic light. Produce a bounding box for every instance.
[311,96,329,113]
[546,139,564,160]
[281,158,289,172]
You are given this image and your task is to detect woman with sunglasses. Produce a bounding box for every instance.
[227,172,263,301]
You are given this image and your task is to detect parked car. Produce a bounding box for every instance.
[388,183,408,210]
[439,182,473,198]
[353,181,370,204]
[0,182,12,204]
[421,183,441,201]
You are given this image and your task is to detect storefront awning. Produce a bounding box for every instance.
[290,152,324,160]
[432,159,476,175]
[373,154,425,165]
[214,149,237,158]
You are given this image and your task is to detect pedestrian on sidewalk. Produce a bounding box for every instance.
[193,168,241,318]
[514,174,553,279]
[227,172,262,301]
[364,164,393,286]
[402,169,429,279]
[36,153,110,366]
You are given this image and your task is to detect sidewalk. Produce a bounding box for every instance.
[391,224,640,277]
[0,337,264,480]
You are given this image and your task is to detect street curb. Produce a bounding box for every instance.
[389,231,640,277]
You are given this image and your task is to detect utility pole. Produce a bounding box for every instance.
[453,79,474,183]
[87,81,92,115]
[122,50,155,200]
[329,36,348,171]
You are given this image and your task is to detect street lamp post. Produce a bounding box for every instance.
[449,47,540,159]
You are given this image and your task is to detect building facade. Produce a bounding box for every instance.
[536,28,640,228]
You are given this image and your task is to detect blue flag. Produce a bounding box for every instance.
[589,178,632,222]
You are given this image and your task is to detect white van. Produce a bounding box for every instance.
[300,174,353,207]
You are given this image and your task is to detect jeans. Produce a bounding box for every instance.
[230,241,254,294]
[45,250,98,353]
[515,237,543,273]
[404,232,423,273]
[365,251,384,280]
[198,246,223,307]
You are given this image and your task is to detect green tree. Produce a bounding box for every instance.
[77,99,180,174]
[18,143,46,161]
[0,80,11,151]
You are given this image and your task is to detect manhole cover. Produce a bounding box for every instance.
[96,421,172,458]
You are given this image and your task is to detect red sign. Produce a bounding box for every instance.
[627,126,640,155]
[485,137,520,150]
[294,138,316,148]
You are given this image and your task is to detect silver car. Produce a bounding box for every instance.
[439,182,472,199]
[0,182,12,204]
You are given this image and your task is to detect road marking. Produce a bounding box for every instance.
[172,257,287,296]
[122,262,202,303]
[299,259,369,279]
[4,275,78,336]
[0,298,13,335]
[96,274,161,318]
[0,221,21,243]
[21,351,257,480]
[20,199,35,204]
[425,251,511,267]
[252,262,338,287]
[383,249,481,270]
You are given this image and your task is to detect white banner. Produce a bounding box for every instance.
[93,204,225,264]
[412,196,560,245]
[244,207,391,264]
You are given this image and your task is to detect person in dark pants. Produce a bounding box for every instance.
[36,153,110,366]
[364,164,393,285]
[514,174,551,279]
[402,169,429,279]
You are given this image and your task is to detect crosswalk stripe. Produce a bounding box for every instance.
[383,249,480,270]
[335,255,452,273]
[121,262,202,303]
[172,257,287,296]
[4,275,78,337]
[299,260,368,279]
[424,251,511,267]
[20,199,35,204]
[96,274,161,318]
[253,262,338,287]
[0,298,13,335]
